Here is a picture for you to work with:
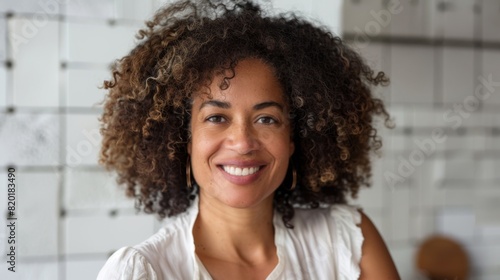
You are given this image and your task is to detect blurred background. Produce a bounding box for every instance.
[0,0,499,279]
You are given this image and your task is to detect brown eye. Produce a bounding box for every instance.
[257,116,277,124]
[206,115,226,123]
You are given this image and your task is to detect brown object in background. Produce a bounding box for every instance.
[416,235,470,280]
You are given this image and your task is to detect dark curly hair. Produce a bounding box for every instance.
[99,0,390,228]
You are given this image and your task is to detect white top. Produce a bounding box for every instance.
[97,197,364,280]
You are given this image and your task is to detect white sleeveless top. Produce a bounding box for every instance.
[97,197,363,280]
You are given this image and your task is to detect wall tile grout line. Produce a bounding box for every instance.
[58,3,66,279]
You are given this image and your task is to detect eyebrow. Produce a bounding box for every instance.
[199,100,230,110]
[199,100,284,111]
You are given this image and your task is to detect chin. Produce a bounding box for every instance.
[207,187,275,210]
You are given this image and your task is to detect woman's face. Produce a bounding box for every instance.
[188,58,294,209]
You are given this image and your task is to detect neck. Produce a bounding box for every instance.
[193,192,276,265]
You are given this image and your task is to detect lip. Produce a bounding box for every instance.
[216,160,267,185]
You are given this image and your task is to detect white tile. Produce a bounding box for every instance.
[341,0,388,39]
[442,188,476,207]
[468,243,500,270]
[16,171,60,257]
[408,133,447,158]
[152,0,175,10]
[370,155,397,201]
[309,0,343,36]
[0,18,6,61]
[440,135,486,152]
[65,114,101,167]
[389,188,411,242]
[0,0,60,14]
[442,47,475,104]
[64,169,133,210]
[10,17,59,107]
[65,0,115,19]
[485,136,500,151]
[389,0,428,38]
[481,272,500,280]
[474,188,500,222]
[0,259,58,280]
[408,107,444,128]
[0,65,6,108]
[350,181,385,209]
[481,50,500,106]
[435,0,476,41]
[443,155,477,181]
[379,156,413,191]
[65,214,156,254]
[66,257,109,280]
[0,113,60,166]
[351,42,386,77]
[65,21,140,64]
[476,224,500,241]
[385,133,409,152]
[409,210,435,241]
[411,158,448,207]
[386,106,408,128]
[115,0,155,21]
[390,45,435,104]
[436,207,476,242]
[454,110,490,128]
[386,244,418,280]
[477,159,500,180]
[66,68,109,107]
[482,0,500,43]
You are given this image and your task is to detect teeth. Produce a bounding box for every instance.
[222,166,260,176]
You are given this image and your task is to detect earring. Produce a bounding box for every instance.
[186,156,192,189]
[290,165,297,190]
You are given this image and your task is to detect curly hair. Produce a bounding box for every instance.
[99,0,390,228]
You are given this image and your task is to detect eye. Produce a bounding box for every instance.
[206,115,227,123]
[256,116,277,124]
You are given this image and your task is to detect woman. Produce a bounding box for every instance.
[97,0,399,279]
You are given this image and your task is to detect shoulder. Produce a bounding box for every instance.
[293,205,399,278]
[97,247,158,280]
[97,211,195,280]
[293,204,362,231]
[134,210,195,258]
[357,210,400,280]
[291,205,364,278]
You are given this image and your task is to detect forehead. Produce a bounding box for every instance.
[194,58,285,104]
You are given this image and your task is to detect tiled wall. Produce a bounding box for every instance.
[343,0,500,279]
[0,0,498,279]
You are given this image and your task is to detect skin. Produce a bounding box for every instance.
[188,58,293,279]
[188,58,399,279]
[359,211,401,279]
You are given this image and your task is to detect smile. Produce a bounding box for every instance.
[222,166,261,176]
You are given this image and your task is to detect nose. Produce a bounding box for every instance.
[226,121,260,154]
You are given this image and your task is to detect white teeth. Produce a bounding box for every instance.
[222,166,260,176]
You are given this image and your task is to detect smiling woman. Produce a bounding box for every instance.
[189,58,294,211]
[96,0,399,279]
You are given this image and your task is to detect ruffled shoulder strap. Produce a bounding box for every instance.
[329,204,364,279]
[97,247,159,280]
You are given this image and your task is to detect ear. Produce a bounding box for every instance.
[187,141,192,155]
[289,141,295,156]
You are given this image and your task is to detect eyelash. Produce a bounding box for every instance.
[205,115,279,125]
[256,116,277,124]
[206,115,227,123]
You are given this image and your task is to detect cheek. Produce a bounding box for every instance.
[190,129,220,163]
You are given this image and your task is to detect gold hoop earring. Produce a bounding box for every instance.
[186,156,192,189]
[290,166,297,190]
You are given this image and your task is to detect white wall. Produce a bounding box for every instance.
[0,0,499,279]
